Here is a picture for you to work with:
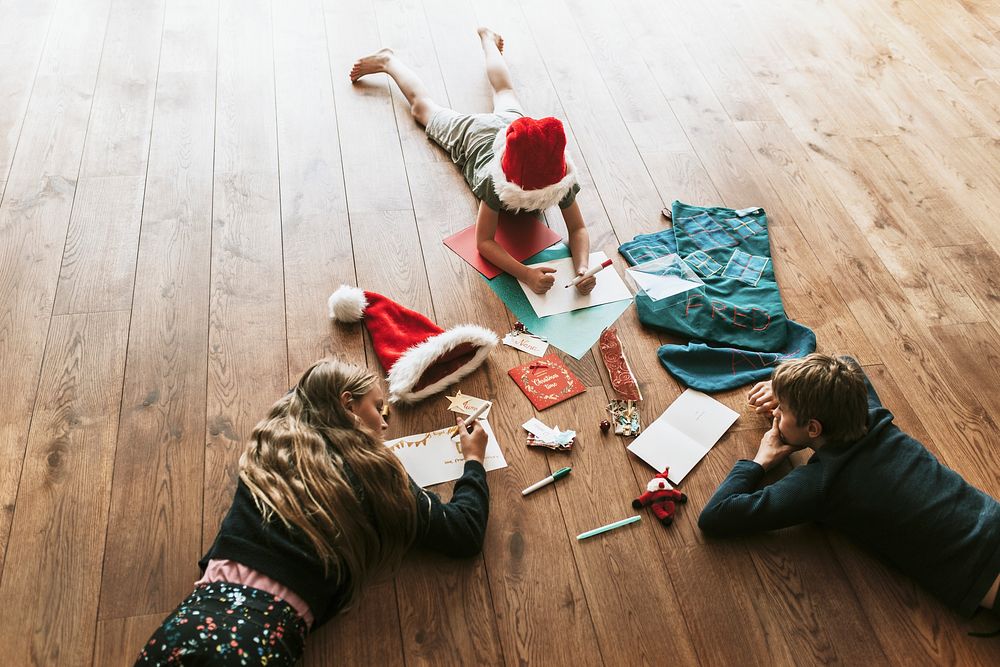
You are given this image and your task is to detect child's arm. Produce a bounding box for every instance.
[560,200,596,295]
[411,463,490,557]
[697,458,822,538]
[475,201,556,294]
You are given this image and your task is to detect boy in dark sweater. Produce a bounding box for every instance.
[699,353,1000,617]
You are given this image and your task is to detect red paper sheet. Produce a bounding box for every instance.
[443,213,561,279]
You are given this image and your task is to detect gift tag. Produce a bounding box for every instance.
[503,331,549,357]
[446,391,493,418]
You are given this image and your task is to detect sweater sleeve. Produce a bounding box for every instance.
[698,459,823,537]
[412,460,490,558]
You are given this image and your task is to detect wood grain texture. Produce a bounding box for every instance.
[0,0,112,581]
[0,312,128,665]
[94,613,166,666]
[202,0,288,544]
[0,0,56,182]
[98,0,217,619]
[1,0,999,663]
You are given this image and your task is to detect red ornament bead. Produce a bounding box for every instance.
[599,419,611,433]
[513,321,526,333]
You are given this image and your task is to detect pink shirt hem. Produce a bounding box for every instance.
[196,558,314,628]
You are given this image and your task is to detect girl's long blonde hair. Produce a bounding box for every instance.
[239,358,417,609]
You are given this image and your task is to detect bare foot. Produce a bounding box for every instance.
[349,47,394,83]
[477,27,504,54]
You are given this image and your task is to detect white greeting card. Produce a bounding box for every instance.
[518,251,633,317]
[385,419,507,488]
[627,389,739,482]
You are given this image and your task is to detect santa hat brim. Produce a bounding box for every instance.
[387,324,498,404]
[488,126,578,213]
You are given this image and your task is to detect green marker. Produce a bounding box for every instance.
[576,515,642,540]
[521,466,572,496]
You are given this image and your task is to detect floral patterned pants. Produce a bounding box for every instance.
[134,582,307,666]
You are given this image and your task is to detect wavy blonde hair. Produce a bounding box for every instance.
[239,358,417,610]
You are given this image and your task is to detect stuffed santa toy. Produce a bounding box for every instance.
[632,469,687,526]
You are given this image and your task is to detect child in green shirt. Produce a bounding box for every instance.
[350,27,594,296]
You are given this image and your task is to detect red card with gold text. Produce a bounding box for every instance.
[508,354,586,410]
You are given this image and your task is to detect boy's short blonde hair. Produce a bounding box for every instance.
[771,353,869,443]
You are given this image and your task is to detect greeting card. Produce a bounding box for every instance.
[508,354,586,410]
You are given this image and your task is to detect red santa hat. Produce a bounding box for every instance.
[327,285,497,404]
[488,116,578,212]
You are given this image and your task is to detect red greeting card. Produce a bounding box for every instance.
[508,354,586,410]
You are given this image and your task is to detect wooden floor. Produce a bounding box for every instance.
[1,0,999,664]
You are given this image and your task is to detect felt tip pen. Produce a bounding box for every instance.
[521,466,572,496]
[576,515,641,540]
[449,401,491,438]
[565,258,613,288]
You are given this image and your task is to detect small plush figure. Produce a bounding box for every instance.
[632,469,687,526]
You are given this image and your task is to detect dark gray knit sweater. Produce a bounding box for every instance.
[699,375,1000,616]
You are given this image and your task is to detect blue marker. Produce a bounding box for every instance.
[576,515,641,540]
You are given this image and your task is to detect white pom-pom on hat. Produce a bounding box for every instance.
[328,285,368,322]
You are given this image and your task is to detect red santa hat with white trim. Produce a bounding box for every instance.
[488,116,578,212]
[328,285,497,404]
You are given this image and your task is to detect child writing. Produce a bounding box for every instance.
[350,28,595,296]
[136,358,490,665]
[698,353,1000,618]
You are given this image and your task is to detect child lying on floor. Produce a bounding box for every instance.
[350,27,594,296]
[699,353,1000,617]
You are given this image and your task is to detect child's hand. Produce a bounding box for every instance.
[573,268,597,295]
[748,380,778,417]
[524,266,556,294]
[457,416,488,464]
[752,417,797,471]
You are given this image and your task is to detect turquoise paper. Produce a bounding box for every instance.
[485,244,633,359]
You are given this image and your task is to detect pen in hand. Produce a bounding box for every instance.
[448,401,492,438]
[565,258,613,288]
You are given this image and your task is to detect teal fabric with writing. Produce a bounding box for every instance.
[631,201,788,352]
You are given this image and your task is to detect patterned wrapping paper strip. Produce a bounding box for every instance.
[599,327,642,401]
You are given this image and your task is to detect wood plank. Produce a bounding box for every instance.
[0,0,112,578]
[53,0,164,315]
[321,0,411,213]
[0,0,57,181]
[0,311,128,665]
[94,612,166,667]
[930,321,1000,467]
[941,243,1000,326]
[271,0,358,377]
[271,2,403,664]
[957,0,1000,41]
[202,0,288,544]
[98,0,217,620]
[53,175,145,314]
